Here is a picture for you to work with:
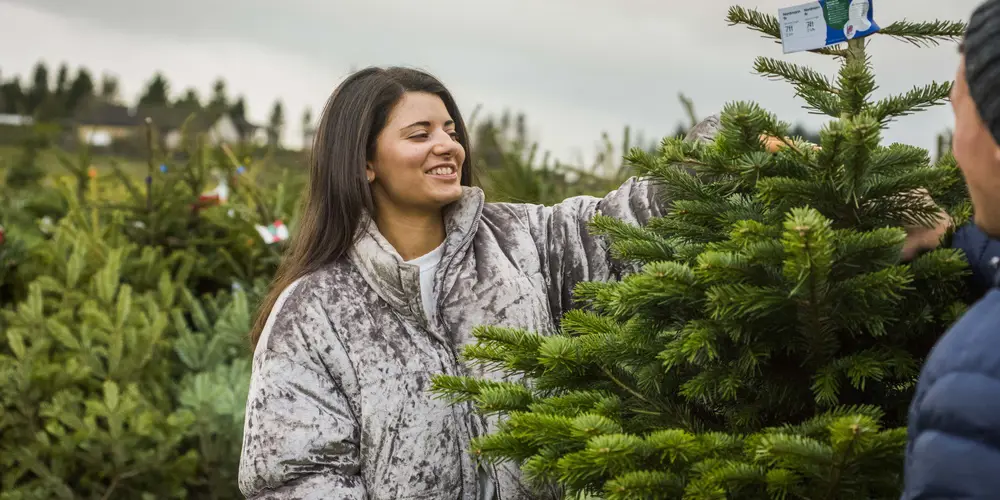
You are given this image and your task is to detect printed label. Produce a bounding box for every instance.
[778,0,879,53]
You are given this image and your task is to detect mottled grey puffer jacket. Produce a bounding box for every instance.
[238,119,721,499]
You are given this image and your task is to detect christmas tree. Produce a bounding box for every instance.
[0,208,253,498]
[432,5,970,499]
[3,129,48,190]
[0,125,299,497]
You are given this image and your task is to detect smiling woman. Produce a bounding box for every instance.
[367,91,468,261]
[237,66,677,500]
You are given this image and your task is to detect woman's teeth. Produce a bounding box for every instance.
[428,167,455,175]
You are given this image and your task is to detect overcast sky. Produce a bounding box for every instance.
[0,0,982,165]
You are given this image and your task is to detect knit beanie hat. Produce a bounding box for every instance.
[965,0,1000,146]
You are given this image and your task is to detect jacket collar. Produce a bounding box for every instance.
[347,186,485,330]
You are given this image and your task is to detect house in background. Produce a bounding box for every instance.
[0,114,33,127]
[230,116,269,148]
[70,102,266,151]
[73,102,139,147]
[137,107,265,150]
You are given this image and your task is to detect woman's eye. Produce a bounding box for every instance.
[408,131,458,141]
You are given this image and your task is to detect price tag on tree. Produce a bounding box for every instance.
[778,0,880,54]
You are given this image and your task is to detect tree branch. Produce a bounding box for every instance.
[879,20,968,47]
[870,82,953,125]
[754,57,839,95]
[727,6,781,40]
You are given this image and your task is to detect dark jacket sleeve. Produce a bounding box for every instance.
[951,222,1000,298]
[902,292,1000,499]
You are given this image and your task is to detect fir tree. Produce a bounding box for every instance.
[54,63,69,100]
[65,67,95,115]
[208,78,228,113]
[230,96,248,123]
[267,100,285,148]
[138,72,171,109]
[4,133,47,189]
[0,68,5,113]
[175,88,202,111]
[0,76,25,114]
[302,107,313,133]
[433,5,969,499]
[26,61,50,114]
[1,133,299,497]
[0,239,258,498]
[99,73,121,103]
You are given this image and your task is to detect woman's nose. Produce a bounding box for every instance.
[433,133,461,157]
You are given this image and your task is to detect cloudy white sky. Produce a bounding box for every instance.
[0,0,982,165]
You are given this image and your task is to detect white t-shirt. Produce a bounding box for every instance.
[404,242,445,321]
[404,243,497,500]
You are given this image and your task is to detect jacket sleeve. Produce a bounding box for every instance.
[951,222,1000,298]
[902,370,1000,498]
[519,178,665,318]
[520,115,721,319]
[238,280,366,499]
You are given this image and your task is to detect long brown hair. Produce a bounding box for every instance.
[249,66,474,349]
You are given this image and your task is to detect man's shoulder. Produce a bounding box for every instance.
[923,290,1000,383]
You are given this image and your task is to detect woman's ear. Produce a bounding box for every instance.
[365,162,376,183]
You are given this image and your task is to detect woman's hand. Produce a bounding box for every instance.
[761,135,953,261]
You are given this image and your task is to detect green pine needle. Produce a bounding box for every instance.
[800,88,843,117]
[837,54,877,119]
[589,214,670,248]
[429,375,506,403]
[754,57,838,95]
[726,6,781,41]
[561,310,626,338]
[604,470,686,500]
[870,81,953,125]
[879,20,968,47]
[477,384,536,414]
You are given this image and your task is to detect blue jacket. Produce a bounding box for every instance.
[902,223,1000,499]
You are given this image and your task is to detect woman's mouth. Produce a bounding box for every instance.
[426,165,458,178]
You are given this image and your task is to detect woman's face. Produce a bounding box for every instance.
[367,91,466,217]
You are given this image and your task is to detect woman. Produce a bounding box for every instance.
[237,66,943,499]
[237,65,676,500]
